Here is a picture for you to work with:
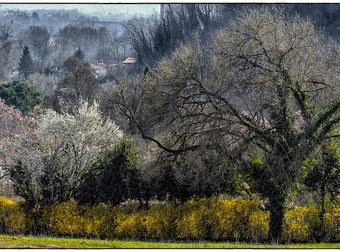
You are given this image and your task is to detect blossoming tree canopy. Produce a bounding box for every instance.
[3,100,123,205]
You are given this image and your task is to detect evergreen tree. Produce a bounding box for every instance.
[0,81,43,114]
[73,47,85,62]
[18,46,34,80]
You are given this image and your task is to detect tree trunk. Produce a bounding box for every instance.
[268,195,286,243]
[317,183,327,242]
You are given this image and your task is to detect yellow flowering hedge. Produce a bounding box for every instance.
[0,196,338,242]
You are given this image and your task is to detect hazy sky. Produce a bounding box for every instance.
[1,3,160,17]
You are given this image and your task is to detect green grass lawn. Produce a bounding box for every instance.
[0,235,339,248]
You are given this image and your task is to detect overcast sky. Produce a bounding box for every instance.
[0,3,160,17]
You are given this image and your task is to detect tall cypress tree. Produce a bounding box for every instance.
[18,46,34,80]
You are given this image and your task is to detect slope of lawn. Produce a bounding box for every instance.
[0,235,339,248]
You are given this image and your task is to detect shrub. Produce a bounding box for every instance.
[46,201,85,236]
[176,198,213,240]
[81,203,116,238]
[0,81,43,114]
[210,199,262,241]
[114,210,146,239]
[323,202,340,242]
[248,209,270,242]
[143,204,178,239]
[283,206,311,242]
[0,197,25,233]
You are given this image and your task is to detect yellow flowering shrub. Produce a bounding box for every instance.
[210,199,261,241]
[175,198,213,240]
[283,206,310,242]
[248,209,269,242]
[0,197,25,233]
[323,202,340,242]
[47,201,85,236]
[304,203,322,241]
[114,210,146,239]
[143,204,178,239]
[80,203,116,238]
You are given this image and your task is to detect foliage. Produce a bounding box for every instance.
[114,210,146,239]
[81,203,116,238]
[143,204,178,239]
[209,199,268,242]
[0,197,25,234]
[283,206,311,242]
[248,209,270,242]
[75,137,143,206]
[0,99,40,200]
[304,140,340,202]
[323,198,340,242]
[46,201,85,236]
[0,81,44,114]
[176,198,213,240]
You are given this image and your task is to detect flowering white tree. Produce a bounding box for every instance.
[8,100,123,206]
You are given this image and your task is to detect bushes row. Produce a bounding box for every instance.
[0,197,338,242]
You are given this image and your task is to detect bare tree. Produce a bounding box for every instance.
[123,4,219,68]
[59,55,99,105]
[23,25,51,61]
[0,24,12,42]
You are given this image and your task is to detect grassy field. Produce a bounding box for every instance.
[0,235,339,248]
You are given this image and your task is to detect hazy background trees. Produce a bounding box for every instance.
[123,4,219,68]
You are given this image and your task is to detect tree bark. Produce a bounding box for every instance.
[317,182,327,242]
[268,195,286,243]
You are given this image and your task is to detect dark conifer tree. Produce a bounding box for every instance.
[73,47,85,62]
[18,46,34,80]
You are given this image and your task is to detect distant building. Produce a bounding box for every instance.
[123,57,137,64]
